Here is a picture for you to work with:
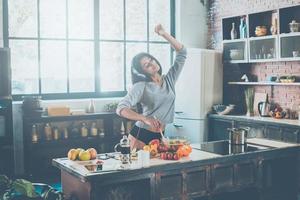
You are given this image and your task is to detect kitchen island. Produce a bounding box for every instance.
[52,138,300,200]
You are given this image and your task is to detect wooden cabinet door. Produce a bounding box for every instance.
[282,127,300,143]
[209,118,233,141]
[265,125,282,141]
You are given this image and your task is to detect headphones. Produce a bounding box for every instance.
[132,67,147,79]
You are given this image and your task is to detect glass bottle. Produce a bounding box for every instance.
[81,122,89,137]
[90,122,98,137]
[239,18,244,39]
[63,127,69,139]
[53,127,59,140]
[230,22,237,40]
[88,99,95,113]
[31,124,39,143]
[44,123,52,141]
[99,129,105,138]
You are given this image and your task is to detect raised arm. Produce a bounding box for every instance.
[155,24,183,52]
[155,24,187,84]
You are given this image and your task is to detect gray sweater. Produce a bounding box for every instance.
[116,47,187,130]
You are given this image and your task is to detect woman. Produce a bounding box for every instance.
[116,24,186,149]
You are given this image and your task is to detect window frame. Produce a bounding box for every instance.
[3,0,176,101]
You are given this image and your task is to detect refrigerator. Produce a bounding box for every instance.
[165,48,223,143]
[0,48,14,175]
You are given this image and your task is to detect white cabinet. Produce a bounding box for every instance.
[165,118,207,144]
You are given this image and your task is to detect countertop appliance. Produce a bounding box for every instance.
[258,101,271,117]
[192,140,272,155]
[166,48,223,143]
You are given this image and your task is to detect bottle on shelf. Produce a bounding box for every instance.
[87,99,95,113]
[44,123,52,141]
[230,22,237,40]
[99,129,105,138]
[90,122,98,137]
[63,127,69,139]
[81,122,89,137]
[31,124,39,143]
[53,127,60,140]
[239,16,247,39]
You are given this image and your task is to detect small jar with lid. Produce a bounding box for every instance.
[81,123,89,137]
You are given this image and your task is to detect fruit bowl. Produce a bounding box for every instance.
[143,139,192,160]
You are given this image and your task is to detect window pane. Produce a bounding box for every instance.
[100,42,124,92]
[68,0,94,39]
[40,0,66,38]
[149,0,171,41]
[10,40,39,94]
[149,44,171,74]
[126,0,147,41]
[125,43,147,90]
[40,41,67,93]
[69,41,95,92]
[8,0,38,37]
[100,0,123,40]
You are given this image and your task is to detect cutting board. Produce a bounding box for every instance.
[253,93,267,116]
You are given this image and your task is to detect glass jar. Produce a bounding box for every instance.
[81,123,88,137]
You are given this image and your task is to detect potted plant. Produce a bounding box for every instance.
[0,175,64,200]
[244,88,254,117]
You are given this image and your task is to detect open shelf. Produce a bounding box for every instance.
[279,5,300,34]
[222,15,248,40]
[228,81,300,86]
[221,5,300,63]
[249,10,278,37]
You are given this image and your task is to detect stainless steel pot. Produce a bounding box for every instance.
[227,127,250,145]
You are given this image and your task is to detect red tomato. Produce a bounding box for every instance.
[160,152,167,160]
[167,152,173,160]
[173,154,179,160]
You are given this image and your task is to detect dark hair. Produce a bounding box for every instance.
[131,52,162,84]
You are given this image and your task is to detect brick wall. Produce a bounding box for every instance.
[208,0,300,112]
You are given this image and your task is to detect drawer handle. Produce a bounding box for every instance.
[173,124,183,128]
[175,111,183,114]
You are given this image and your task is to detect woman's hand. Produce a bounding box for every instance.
[155,24,166,36]
[142,117,161,132]
[154,24,183,51]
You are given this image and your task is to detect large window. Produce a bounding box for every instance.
[4,0,174,100]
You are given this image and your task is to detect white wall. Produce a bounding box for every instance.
[176,0,208,48]
[0,0,3,47]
